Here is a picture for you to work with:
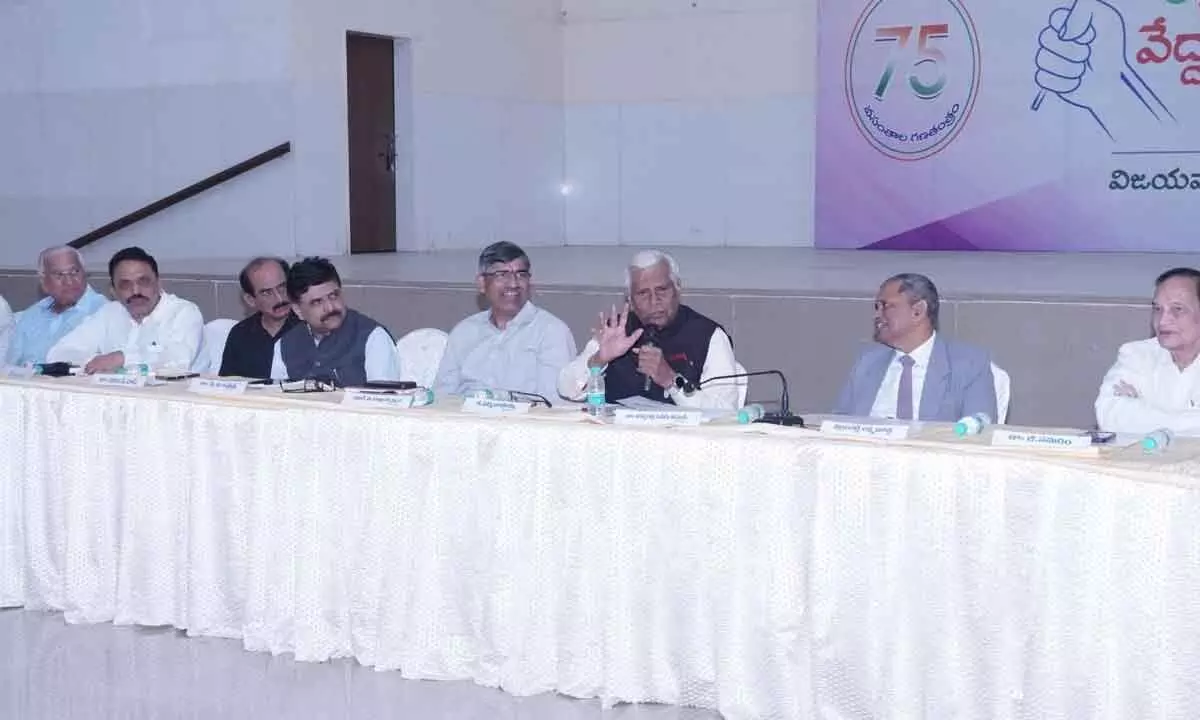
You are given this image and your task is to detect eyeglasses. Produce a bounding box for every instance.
[482,269,531,282]
[280,372,341,393]
[45,269,83,281]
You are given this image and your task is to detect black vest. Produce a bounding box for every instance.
[606,304,725,404]
[278,309,386,387]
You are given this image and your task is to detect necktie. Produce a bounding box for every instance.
[896,354,915,420]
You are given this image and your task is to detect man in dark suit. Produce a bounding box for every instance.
[834,273,996,422]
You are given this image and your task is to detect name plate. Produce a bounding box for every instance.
[612,408,703,426]
[93,373,146,388]
[991,429,1092,451]
[188,378,248,396]
[819,420,911,440]
[342,390,417,409]
[461,397,531,415]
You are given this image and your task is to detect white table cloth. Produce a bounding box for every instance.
[3,377,1200,719]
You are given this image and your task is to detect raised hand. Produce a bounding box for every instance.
[590,303,643,365]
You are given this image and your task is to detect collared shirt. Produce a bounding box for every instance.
[46,292,204,370]
[0,295,12,364]
[434,301,577,402]
[269,325,401,382]
[220,312,299,379]
[1095,337,1200,435]
[557,327,740,410]
[5,286,108,366]
[869,331,937,420]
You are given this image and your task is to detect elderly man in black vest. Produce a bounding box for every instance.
[557,250,740,409]
[269,257,400,385]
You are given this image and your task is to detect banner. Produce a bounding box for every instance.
[816,0,1200,251]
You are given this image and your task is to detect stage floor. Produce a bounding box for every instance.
[45,247,1198,301]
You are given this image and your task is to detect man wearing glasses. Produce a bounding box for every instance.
[5,246,109,366]
[219,257,299,378]
[557,250,739,409]
[434,242,576,402]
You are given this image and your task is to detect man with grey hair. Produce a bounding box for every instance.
[5,245,107,366]
[834,273,996,421]
[434,241,576,401]
[557,250,740,409]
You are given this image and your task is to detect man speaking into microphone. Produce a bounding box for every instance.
[557,250,740,409]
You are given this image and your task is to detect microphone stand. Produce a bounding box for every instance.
[700,370,804,426]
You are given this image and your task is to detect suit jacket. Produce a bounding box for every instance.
[833,335,997,422]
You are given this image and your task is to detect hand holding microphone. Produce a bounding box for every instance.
[633,333,670,392]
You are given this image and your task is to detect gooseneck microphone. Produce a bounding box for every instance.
[699,369,804,426]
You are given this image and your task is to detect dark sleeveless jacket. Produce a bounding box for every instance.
[606,304,726,404]
[278,309,386,386]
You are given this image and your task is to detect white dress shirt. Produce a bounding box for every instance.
[46,292,204,370]
[269,326,401,382]
[0,295,12,364]
[434,302,577,401]
[557,328,740,410]
[1095,337,1200,436]
[869,332,936,420]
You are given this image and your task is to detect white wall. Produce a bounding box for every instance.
[0,0,819,266]
[0,0,295,266]
[562,0,817,247]
[290,0,565,254]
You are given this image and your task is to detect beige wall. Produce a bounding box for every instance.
[0,270,1148,428]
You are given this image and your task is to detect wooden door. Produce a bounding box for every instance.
[346,33,397,253]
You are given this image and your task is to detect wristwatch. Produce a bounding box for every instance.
[672,373,695,396]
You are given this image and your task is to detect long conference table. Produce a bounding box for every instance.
[2,375,1200,719]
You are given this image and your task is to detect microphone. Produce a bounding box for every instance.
[640,327,659,393]
[699,369,804,426]
[506,390,553,408]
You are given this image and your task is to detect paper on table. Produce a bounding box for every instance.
[615,395,738,423]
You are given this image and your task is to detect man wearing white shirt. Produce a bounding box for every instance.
[6,246,108,366]
[46,246,203,373]
[270,257,400,385]
[557,250,740,410]
[1096,267,1200,435]
[834,273,996,422]
[434,242,576,402]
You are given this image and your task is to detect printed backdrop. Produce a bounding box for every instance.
[816,0,1200,251]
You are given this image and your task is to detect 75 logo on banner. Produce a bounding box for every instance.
[873,24,951,100]
[845,0,981,160]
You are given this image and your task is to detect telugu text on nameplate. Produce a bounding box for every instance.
[819,420,911,440]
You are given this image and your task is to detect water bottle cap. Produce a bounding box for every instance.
[737,410,751,424]
[953,422,968,437]
[589,365,602,376]
[1141,437,1158,451]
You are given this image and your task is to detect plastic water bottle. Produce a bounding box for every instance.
[954,412,992,437]
[1141,428,1173,454]
[737,404,765,424]
[585,366,606,416]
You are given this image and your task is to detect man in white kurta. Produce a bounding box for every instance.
[1095,268,1200,435]
[46,246,204,373]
